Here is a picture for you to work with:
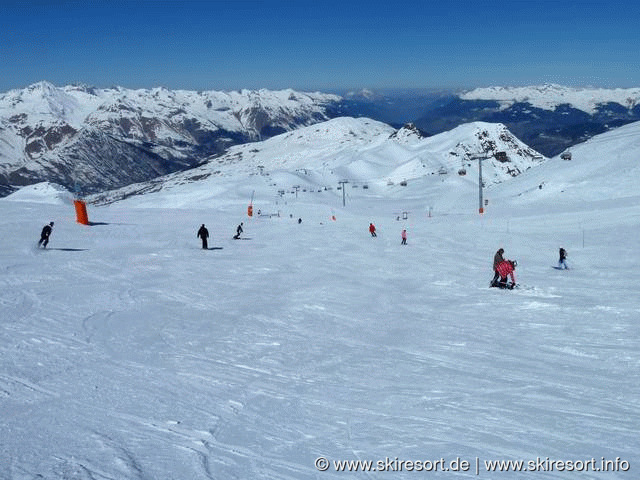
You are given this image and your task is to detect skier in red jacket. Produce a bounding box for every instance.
[494,260,517,289]
[369,223,377,237]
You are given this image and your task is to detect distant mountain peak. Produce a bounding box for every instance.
[460,84,640,114]
[27,80,57,94]
[389,123,426,142]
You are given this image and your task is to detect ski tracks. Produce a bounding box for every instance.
[55,430,148,480]
[101,405,312,480]
[0,372,60,401]
[81,310,116,344]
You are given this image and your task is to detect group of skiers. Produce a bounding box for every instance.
[365,224,571,275]
[36,220,247,251]
[198,220,405,249]
[368,222,407,245]
[196,222,245,249]
[195,220,407,249]
[491,248,517,289]
[37,220,569,290]
[490,247,569,289]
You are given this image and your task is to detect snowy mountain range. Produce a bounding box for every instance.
[0,81,339,195]
[460,84,640,114]
[414,84,640,157]
[2,82,640,198]
[88,117,545,207]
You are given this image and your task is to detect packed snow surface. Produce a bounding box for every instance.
[1,121,639,479]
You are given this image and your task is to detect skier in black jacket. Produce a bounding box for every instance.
[233,222,243,239]
[197,224,209,249]
[558,247,569,269]
[38,222,54,248]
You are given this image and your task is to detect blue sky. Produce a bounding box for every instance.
[1,0,639,92]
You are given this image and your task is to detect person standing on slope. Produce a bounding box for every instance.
[558,247,569,269]
[491,248,505,287]
[494,259,517,289]
[38,221,54,248]
[401,229,407,245]
[197,224,209,249]
[369,223,377,237]
[233,222,244,239]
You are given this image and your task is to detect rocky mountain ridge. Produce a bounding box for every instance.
[0,82,339,195]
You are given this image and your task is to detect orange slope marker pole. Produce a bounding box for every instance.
[74,199,89,225]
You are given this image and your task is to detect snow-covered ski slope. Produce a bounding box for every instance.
[89,117,546,208]
[1,121,639,479]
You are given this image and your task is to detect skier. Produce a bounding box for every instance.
[558,247,569,269]
[490,248,505,287]
[197,224,209,249]
[38,222,54,248]
[369,223,377,237]
[494,259,517,289]
[401,229,407,245]
[233,222,244,239]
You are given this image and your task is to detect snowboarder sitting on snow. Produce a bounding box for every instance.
[494,259,517,289]
[38,221,54,248]
[233,222,243,239]
[490,248,505,287]
[369,223,377,237]
[197,224,209,249]
[558,247,569,269]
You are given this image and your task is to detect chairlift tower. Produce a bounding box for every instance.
[338,179,349,206]
[468,153,491,214]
